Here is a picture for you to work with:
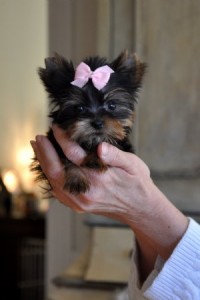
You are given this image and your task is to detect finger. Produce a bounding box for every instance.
[52,124,86,165]
[31,137,86,211]
[31,135,64,188]
[98,142,138,175]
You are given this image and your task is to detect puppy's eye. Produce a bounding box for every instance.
[76,105,86,113]
[107,101,117,111]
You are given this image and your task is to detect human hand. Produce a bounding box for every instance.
[30,125,153,225]
[31,125,188,261]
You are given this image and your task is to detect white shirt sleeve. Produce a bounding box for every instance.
[129,218,200,300]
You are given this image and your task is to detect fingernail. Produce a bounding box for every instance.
[35,135,43,143]
[30,140,36,148]
[30,140,36,153]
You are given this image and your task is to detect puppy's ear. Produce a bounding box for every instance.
[38,53,75,98]
[110,50,146,89]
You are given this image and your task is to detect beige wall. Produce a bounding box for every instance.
[135,0,200,210]
[0,0,48,190]
[136,0,200,171]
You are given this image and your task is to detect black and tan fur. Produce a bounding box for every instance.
[31,51,146,194]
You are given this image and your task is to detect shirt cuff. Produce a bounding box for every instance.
[143,218,200,299]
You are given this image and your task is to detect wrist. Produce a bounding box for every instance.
[128,181,189,259]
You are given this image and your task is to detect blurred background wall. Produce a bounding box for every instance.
[0,0,48,191]
[136,0,200,211]
[0,2,48,299]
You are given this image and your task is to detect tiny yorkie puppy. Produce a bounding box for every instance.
[31,51,146,194]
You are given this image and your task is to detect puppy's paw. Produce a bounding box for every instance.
[81,153,108,172]
[64,167,90,194]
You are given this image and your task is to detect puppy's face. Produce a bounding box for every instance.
[39,51,146,150]
[53,86,135,149]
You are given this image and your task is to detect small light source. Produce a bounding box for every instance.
[2,170,19,193]
[17,147,33,167]
[16,146,35,192]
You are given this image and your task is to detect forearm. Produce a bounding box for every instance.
[128,182,188,280]
[134,229,158,283]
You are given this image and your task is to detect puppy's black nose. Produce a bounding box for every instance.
[91,119,104,129]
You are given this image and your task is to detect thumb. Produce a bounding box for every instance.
[98,142,137,175]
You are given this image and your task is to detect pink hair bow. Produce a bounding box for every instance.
[71,62,114,90]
